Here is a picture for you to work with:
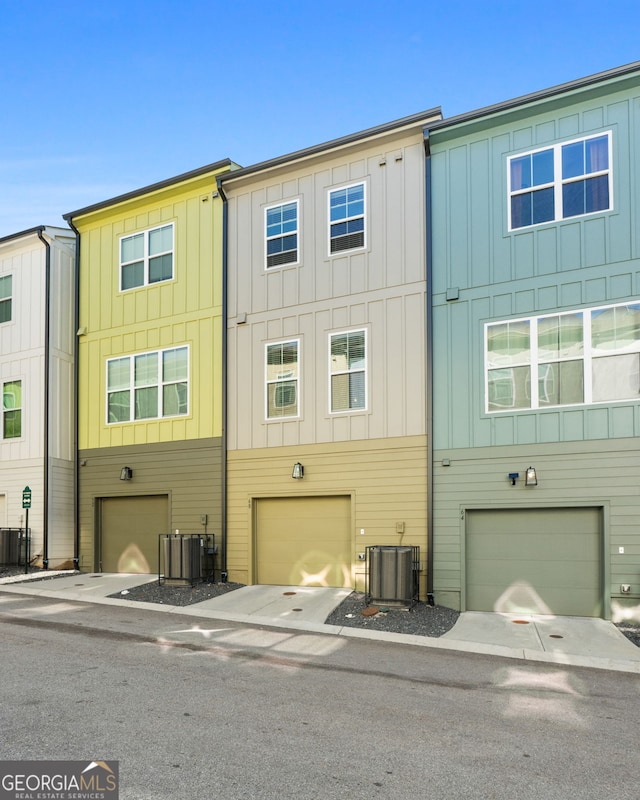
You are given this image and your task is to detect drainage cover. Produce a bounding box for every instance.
[512,620,530,624]
[549,634,564,639]
[361,607,379,617]
[283,591,296,596]
[293,608,303,612]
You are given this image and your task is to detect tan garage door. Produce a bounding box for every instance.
[100,495,169,573]
[256,496,351,587]
[466,507,602,617]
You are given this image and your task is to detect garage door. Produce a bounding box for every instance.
[100,495,169,573]
[256,496,351,587]
[466,507,602,617]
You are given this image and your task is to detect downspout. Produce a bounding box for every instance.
[423,129,435,606]
[216,176,228,581]
[66,217,81,571]
[36,228,51,569]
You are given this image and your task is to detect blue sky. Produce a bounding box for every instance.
[0,0,638,237]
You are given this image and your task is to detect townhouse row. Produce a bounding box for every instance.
[2,61,640,621]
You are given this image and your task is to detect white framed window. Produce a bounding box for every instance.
[329,329,367,412]
[508,132,612,230]
[0,275,12,323]
[265,200,299,269]
[3,379,21,438]
[119,223,174,290]
[328,182,366,254]
[106,346,188,423]
[265,340,299,419]
[485,301,640,412]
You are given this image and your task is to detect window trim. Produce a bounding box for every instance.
[264,338,301,421]
[328,328,368,414]
[2,378,22,440]
[118,222,175,292]
[264,199,300,270]
[327,181,367,257]
[105,345,189,424]
[0,274,12,324]
[484,300,640,413]
[507,131,613,232]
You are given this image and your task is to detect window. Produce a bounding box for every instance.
[107,346,188,423]
[330,329,366,412]
[485,301,640,412]
[266,340,299,419]
[508,133,611,230]
[0,275,11,323]
[120,223,174,290]
[3,380,21,438]
[329,183,365,254]
[265,201,298,268]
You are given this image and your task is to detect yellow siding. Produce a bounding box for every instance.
[74,168,229,449]
[226,436,428,594]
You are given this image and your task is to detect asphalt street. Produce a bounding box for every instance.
[1,592,639,800]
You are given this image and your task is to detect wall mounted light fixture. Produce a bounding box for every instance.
[120,466,133,481]
[292,462,304,480]
[525,466,537,486]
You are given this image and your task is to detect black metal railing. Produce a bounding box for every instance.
[0,528,32,571]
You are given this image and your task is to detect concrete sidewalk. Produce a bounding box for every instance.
[1,571,639,673]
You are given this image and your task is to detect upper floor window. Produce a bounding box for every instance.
[107,346,188,423]
[508,132,611,230]
[3,380,21,438]
[485,301,640,412]
[265,340,299,419]
[0,275,12,323]
[329,329,367,412]
[329,183,365,254]
[265,201,298,269]
[120,223,174,291]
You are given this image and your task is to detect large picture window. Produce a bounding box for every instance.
[265,340,299,419]
[508,133,611,230]
[329,329,366,412]
[265,201,298,268]
[3,380,21,438]
[0,275,12,323]
[328,183,365,254]
[107,346,188,423]
[120,223,174,290]
[485,302,640,412]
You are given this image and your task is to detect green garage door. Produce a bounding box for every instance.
[466,507,602,617]
[101,495,169,573]
[256,496,351,587]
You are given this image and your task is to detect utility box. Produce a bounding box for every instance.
[160,534,203,585]
[366,545,419,608]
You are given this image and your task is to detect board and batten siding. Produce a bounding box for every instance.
[74,167,230,452]
[226,127,431,452]
[225,436,427,592]
[77,438,222,572]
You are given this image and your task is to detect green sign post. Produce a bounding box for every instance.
[22,486,31,573]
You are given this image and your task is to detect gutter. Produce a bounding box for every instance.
[216,176,229,582]
[65,218,81,571]
[423,129,435,606]
[36,228,50,570]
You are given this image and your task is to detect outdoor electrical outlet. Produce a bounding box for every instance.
[621,584,631,594]
[619,546,625,554]
[357,552,366,561]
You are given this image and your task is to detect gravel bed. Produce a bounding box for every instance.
[2,566,639,646]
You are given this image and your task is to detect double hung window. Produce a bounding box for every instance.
[329,330,366,412]
[486,302,640,412]
[265,340,299,419]
[107,346,188,423]
[3,380,21,438]
[508,133,611,230]
[0,275,11,323]
[265,201,298,268]
[120,223,174,290]
[329,183,365,254]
